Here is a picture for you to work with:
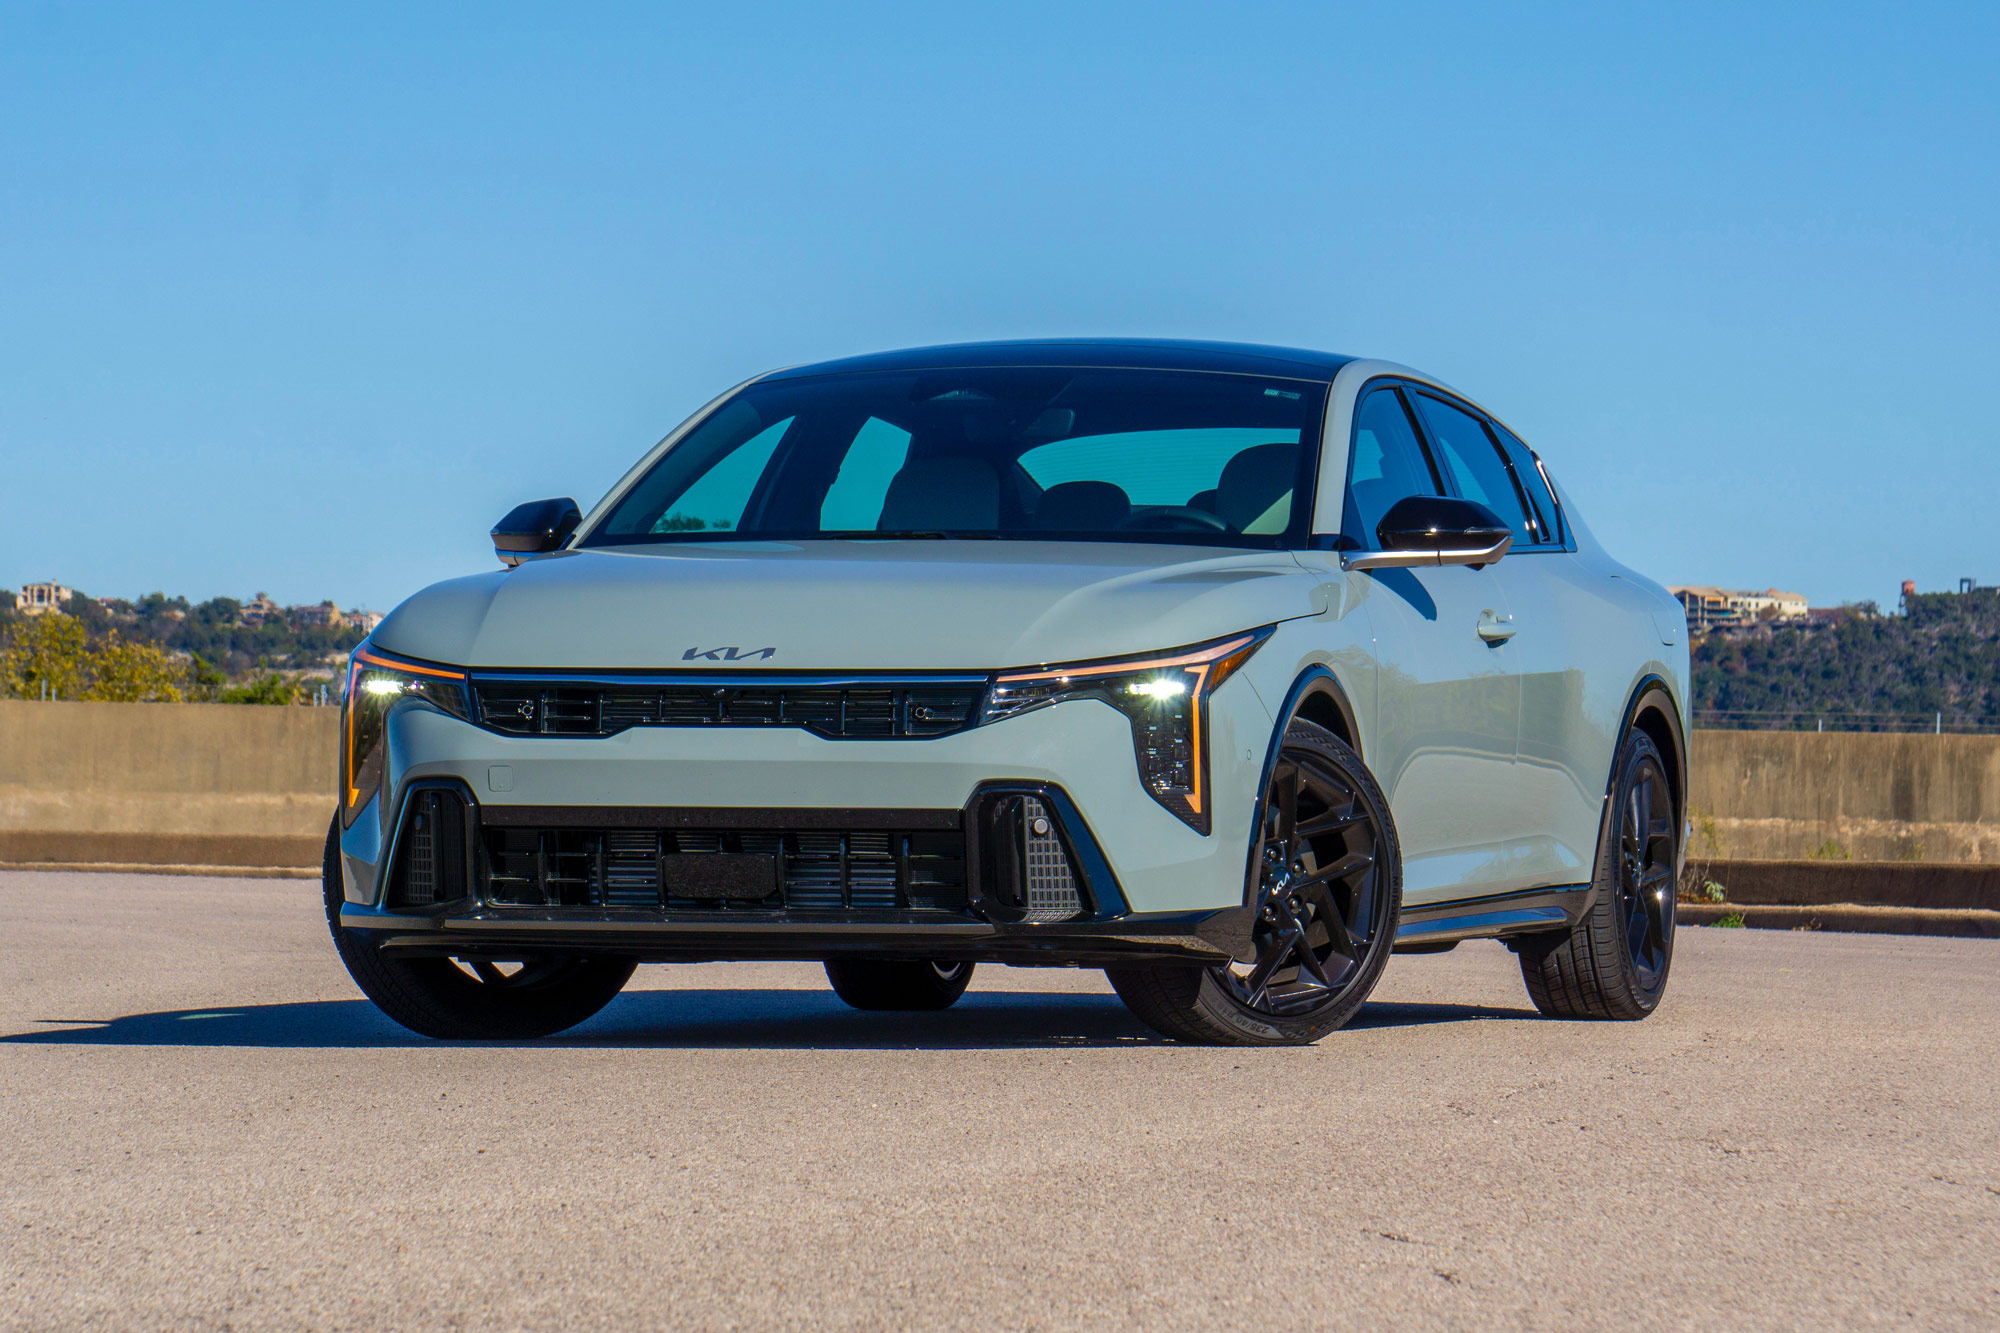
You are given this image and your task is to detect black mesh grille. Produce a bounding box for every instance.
[472,679,985,740]
[389,789,469,909]
[479,825,969,914]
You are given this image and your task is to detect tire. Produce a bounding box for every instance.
[824,959,975,1011]
[1107,719,1402,1046]
[322,818,637,1040]
[1517,728,1678,1020]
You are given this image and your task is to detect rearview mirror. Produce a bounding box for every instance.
[1343,495,1512,571]
[492,497,582,567]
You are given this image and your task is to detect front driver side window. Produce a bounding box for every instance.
[1342,387,1442,549]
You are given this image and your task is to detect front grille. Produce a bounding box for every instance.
[480,825,970,913]
[471,678,986,740]
[389,788,469,908]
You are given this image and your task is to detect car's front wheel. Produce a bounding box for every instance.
[1516,728,1678,1020]
[322,819,637,1040]
[1107,720,1402,1045]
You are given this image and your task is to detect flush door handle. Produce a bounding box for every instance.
[1477,611,1517,643]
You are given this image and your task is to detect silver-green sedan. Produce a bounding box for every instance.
[326,340,1689,1045]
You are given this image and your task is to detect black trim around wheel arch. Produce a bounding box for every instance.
[1240,663,1362,904]
[1394,885,1592,945]
[1599,673,1689,890]
[338,907,1239,967]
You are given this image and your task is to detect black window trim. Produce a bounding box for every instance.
[1489,418,1570,550]
[1403,383,1571,554]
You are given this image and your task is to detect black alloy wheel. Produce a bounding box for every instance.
[1618,758,1677,991]
[1518,729,1678,1020]
[1108,720,1402,1045]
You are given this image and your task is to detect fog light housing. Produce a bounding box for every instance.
[975,792,1086,922]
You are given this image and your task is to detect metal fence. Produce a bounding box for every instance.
[1692,708,2000,735]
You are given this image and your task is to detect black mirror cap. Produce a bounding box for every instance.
[1376,495,1510,553]
[492,498,582,564]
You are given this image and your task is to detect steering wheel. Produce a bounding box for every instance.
[1118,506,1231,534]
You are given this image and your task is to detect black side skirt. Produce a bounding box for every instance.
[1394,885,1594,947]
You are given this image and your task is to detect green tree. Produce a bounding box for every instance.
[0,614,90,699]
[83,634,189,702]
[186,653,228,702]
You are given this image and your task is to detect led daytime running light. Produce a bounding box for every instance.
[988,629,1271,831]
[341,645,469,823]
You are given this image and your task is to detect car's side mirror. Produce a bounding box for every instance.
[1343,495,1512,571]
[492,498,582,568]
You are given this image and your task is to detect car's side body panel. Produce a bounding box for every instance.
[1297,360,1690,906]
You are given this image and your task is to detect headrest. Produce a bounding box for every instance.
[1216,443,1299,532]
[1034,480,1131,531]
[876,456,1000,531]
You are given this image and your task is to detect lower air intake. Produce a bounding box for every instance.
[1021,797,1083,922]
[390,789,469,909]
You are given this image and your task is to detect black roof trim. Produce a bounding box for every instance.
[762,339,1356,382]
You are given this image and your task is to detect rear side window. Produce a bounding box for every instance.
[1342,387,1442,549]
[1412,394,1536,548]
[1491,424,1563,546]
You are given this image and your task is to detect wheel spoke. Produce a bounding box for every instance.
[1293,852,1373,892]
[1276,767,1300,865]
[1315,888,1359,957]
[1241,925,1304,1005]
[1296,806,1365,838]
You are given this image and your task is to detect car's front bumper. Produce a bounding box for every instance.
[336,673,1275,961]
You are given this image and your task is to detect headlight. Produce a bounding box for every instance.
[340,644,470,828]
[984,628,1272,834]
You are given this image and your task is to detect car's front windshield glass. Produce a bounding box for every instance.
[581,367,1328,549]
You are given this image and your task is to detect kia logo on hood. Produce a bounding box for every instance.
[682,646,777,662]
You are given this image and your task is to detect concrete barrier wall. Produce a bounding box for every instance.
[0,700,336,868]
[2,701,1997,870]
[1689,730,2000,864]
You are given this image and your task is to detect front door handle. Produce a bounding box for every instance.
[1477,611,1516,643]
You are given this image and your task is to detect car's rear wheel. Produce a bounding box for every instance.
[1108,720,1401,1045]
[1517,729,1677,1020]
[824,959,975,1010]
[322,819,637,1040]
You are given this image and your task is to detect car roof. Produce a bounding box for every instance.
[761,338,1357,382]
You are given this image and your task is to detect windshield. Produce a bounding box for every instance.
[581,367,1328,549]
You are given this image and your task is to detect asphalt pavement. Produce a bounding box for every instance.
[3,870,1996,1330]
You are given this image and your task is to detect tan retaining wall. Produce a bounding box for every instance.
[1689,730,2000,864]
[2,702,1998,871]
[0,700,336,869]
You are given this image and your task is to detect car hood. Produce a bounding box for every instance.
[372,541,1322,671]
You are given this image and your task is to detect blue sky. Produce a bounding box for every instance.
[2,2,1994,612]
